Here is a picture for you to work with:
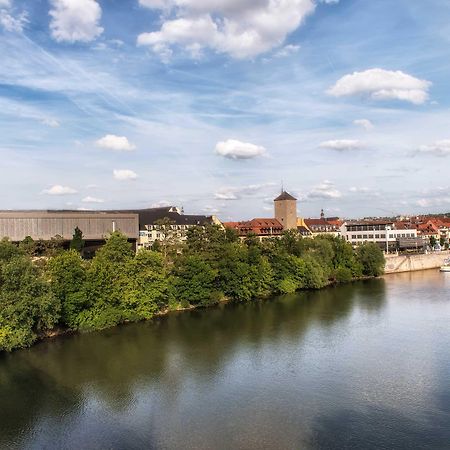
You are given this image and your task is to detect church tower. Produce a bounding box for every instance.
[274,190,297,230]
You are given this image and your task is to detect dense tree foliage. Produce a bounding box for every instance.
[0,228,386,352]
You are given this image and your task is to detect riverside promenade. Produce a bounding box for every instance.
[384,251,450,274]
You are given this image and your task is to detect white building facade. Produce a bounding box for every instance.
[340,221,420,251]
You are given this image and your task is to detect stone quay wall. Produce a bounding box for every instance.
[384,251,450,274]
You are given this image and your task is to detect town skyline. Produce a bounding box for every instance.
[1,0,450,220]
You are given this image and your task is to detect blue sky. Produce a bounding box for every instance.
[1,0,450,220]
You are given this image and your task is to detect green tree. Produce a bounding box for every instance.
[70,227,85,253]
[173,254,219,306]
[19,236,36,256]
[0,256,60,351]
[153,217,178,262]
[123,250,170,319]
[0,238,23,264]
[47,250,87,328]
[429,236,437,248]
[356,243,385,277]
[76,232,133,331]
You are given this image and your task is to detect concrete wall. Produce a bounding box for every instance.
[0,211,139,241]
[384,251,450,274]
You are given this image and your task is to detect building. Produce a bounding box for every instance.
[340,220,421,251]
[303,210,343,237]
[117,206,221,249]
[223,218,284,240]
[224,190,298,239]
[0,210,139,251]
[274,191,298,230]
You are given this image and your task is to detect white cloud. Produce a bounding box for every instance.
[307,180,342,200]
[113,169,138,181]
[42,185,77,195]
[327,68,431,105]
[0,0,11,8]
[41,118,60,128]
[95,134,136,151]
[151,200,171,207]
[82,196,104,203]
[274,44,300,58]
[353,118,374,130]
[49,0,103,43]
[415,140,450,157]
[214,182,275,200]
[137,0,315,60]
[202,205,220,214]
[319,139,363,152]
[349,186,370,193]
[0,8,27,32]
[416,197,450,208]
[215,139,266,160]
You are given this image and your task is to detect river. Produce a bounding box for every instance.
[0,270,449,449]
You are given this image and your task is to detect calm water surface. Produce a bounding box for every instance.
[0,270,449,449]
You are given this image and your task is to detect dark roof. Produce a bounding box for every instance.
[297,225,312,234]
[274,191,297,201]
[111,207,214,229]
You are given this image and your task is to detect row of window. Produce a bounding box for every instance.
[347,225,388,232]
[349,232,416,240]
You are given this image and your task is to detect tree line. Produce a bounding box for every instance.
[0,225,385,352]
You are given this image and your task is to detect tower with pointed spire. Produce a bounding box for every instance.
[274,189,297,230]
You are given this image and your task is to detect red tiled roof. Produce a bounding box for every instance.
[224,218,283,236]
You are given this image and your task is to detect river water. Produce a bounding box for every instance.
[0,270,449,449]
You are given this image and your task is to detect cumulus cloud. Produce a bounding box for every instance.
[214,183,275,200]
[137,0,315,60]
[416,197,450,208]
[349,186,370,193]
[202,205,220,214]
[49,0,103,43]
[42,118,60,128]
[96,134,136,151]
[327,68,431,105]
[0,2,28,33]
[113,169,138,181]
[151,200,171,207]
[82,196,104,203]
[42,185,77,195]
[353,119,374,130]
[306,180,341,200]
[215,139,266,160]
[319,139,363,152]
[415,140,450,157]
[274,44,300,57]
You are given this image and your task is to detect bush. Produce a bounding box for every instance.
[356,243,385,277]
[335,266,353,283]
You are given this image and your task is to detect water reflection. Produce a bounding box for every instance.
[0,273,448,449]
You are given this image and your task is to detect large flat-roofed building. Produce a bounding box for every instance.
[112,206,222,249]
[0,211,139,243]
[340,220,421,251]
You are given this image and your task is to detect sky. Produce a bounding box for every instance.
[1,0,450,220]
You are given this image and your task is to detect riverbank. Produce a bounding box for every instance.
[0,231,385,353]
[384,250,450,274]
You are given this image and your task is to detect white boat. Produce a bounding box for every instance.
[440,258,450,272]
